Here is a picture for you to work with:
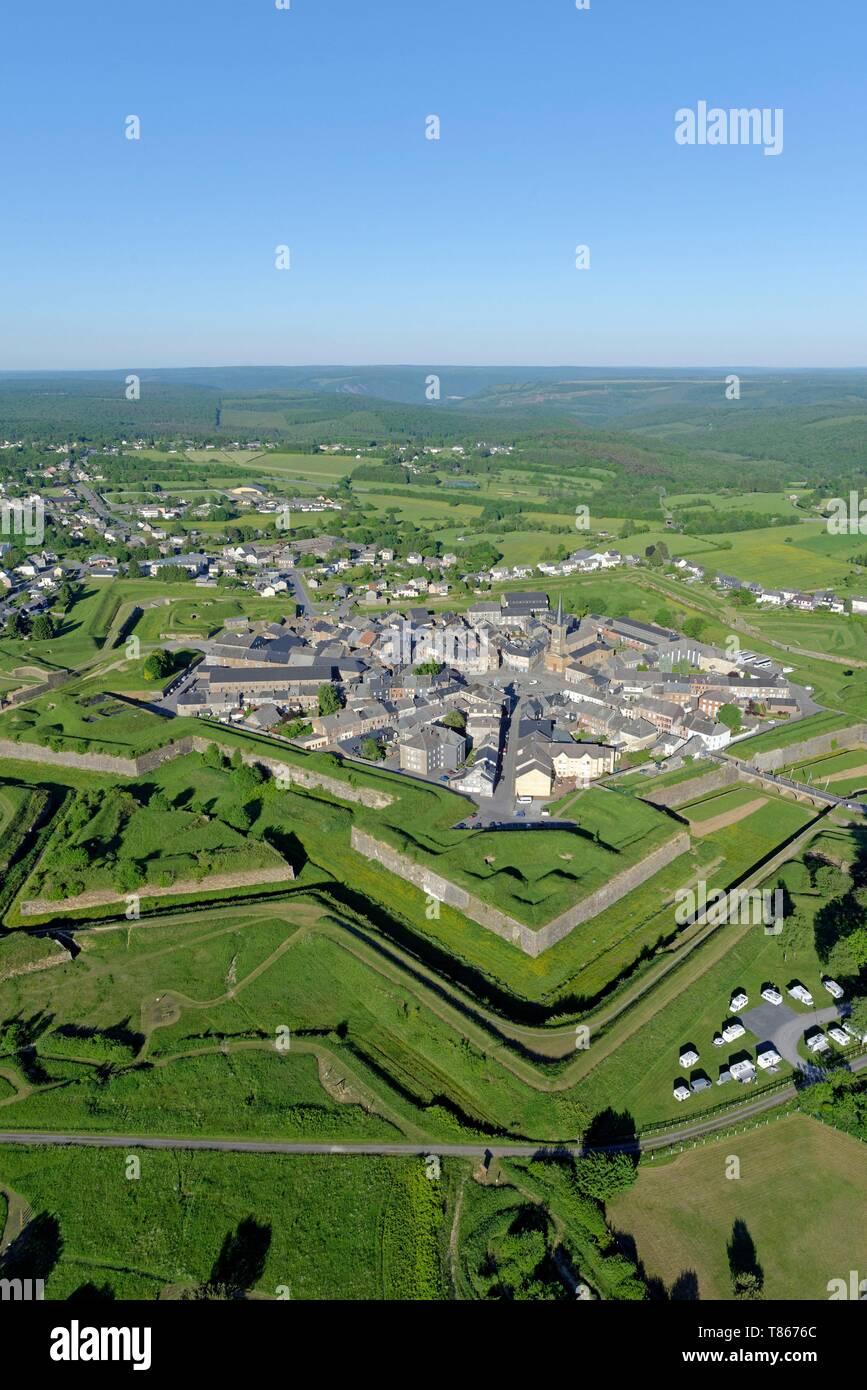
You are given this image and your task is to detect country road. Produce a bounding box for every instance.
[1,1050,863,1160]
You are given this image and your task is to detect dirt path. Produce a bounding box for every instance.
[688,796,766,837]
[822,761,867,786]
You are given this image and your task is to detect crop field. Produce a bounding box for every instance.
[687,521,858,590]
[609,1118,867,1300]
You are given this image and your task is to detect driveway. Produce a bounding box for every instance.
[740,1000,845,1069]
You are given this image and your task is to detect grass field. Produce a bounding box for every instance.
[729,711,855,759]
[787,747,867,795]
[609,1117,867,1300]
[680,786,769,826]
[0,1145,451,1299]
[372,786,680,929]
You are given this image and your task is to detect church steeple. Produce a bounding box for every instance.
[556,593,563,626]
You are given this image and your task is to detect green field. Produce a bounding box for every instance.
[729,711,855,759]
[609,1117,867,1300]
[0,1146,449,1300]
[787,747,867,795]
[371,786,679,929]
[680,785,770,825]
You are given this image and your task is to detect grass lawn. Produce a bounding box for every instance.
[729,711,855,759]
[608,760,713,795]
[787,747,867,795]
[373,786,680,928]
[680,786,769,825]
[609,1117,867,1300]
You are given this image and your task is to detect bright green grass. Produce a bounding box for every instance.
[680,786,769,823]
[0,1146,449,1300]
[372,786,679,928]
[729,711,855,759]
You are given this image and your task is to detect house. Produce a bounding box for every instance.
[313,702,396,744]
[245,702,283,731]
[501,638,546,672]
[143,552,208,577]
[500,591,549,626]
[550,742,616,783]
[600,617,678,651]
[454,745,499,798]
[514,754,554,800]
[399,724,466,776]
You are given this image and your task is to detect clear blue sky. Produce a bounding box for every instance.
[1,0,864,369]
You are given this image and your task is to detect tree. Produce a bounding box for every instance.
[717,703,742,733]
[31,614,55,641]
[360,737,384,761]
[573,1152,637,1202]
[202,743,224,770]
[645,542,669,568]
[114,860,146,893]
[4,611,30,640]
[732,1272,764,1300]
[849,996,867,1036]
[143,648,173,681]
[317,683,341,716]
[442,709,466,732]
[681,616,706,640]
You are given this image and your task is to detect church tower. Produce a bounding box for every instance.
[546,594,570,671]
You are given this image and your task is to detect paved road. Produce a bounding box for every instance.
[740,1002,845,1069]
[2,1052,864,1160]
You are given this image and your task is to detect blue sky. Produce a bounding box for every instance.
[1,0,864,368]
